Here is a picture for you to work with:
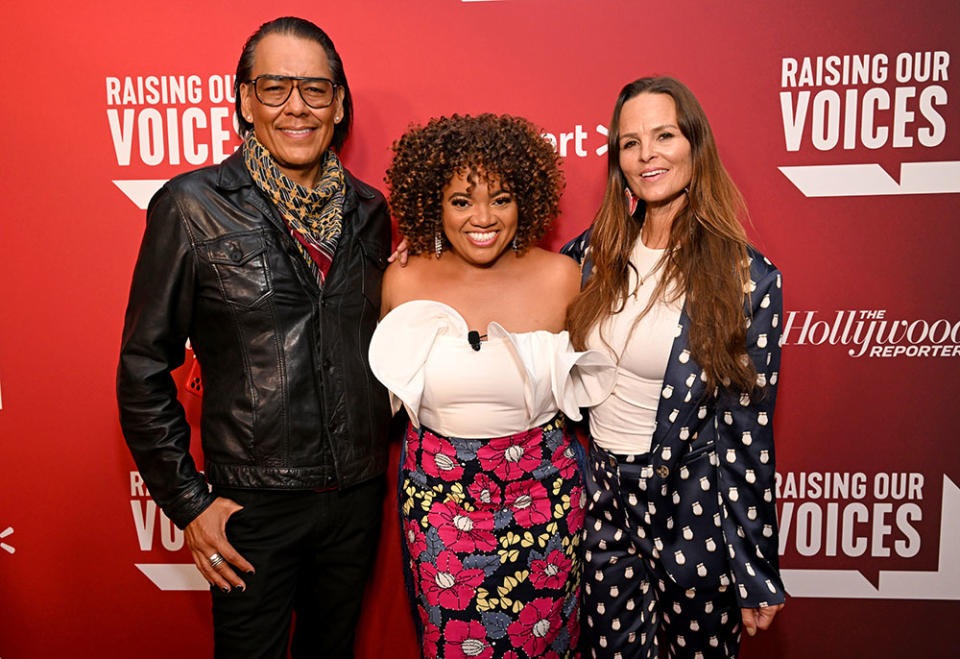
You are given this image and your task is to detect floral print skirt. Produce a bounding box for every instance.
[400,412,584,659]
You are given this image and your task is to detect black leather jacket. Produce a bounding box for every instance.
[117,150,392,529]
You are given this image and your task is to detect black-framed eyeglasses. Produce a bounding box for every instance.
[247,75,339,109]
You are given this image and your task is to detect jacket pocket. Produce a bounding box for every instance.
[679,439,716,465]
[205,231,273,309]
[359,239,388,308]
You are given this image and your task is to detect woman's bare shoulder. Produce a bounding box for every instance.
[385,253,437,282]
[522,247,580,283]
[382,253,438,309]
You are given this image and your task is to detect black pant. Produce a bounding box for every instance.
[581,446,741,658]
[210,477,385,659]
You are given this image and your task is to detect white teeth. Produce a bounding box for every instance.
[467,231,497,242]
[284,129,312,134]
[641,169,668,178]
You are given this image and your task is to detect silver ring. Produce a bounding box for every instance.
[208,552,225,569]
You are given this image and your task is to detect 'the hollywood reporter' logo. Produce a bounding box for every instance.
[782,309,960,358]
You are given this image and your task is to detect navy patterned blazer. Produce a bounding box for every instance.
[562,227,786,609]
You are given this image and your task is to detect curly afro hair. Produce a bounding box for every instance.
[385,113,565,255]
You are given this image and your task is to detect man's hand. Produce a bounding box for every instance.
[741,603,784,636]
[184,497,254,592]
[388,238,409,266]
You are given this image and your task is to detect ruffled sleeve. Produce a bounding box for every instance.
[367,300,467,429]
[550,342,617,421]
[493,327,616,423]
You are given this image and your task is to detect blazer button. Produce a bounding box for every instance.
[656,465,670,478]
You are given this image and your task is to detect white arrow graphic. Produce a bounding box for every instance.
[136,563,208,591]
[781,475,960,600]
[1,526,15,554]
[113,180,168,210]
[779,161,960,197]
[595,124,609,156]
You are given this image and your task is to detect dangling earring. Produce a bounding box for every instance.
[512,235,519,252]
[625,188,639,215]
[434,232,443,259]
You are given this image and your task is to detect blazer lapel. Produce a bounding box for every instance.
[650,306,710,460]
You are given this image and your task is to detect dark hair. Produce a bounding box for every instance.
[567,77,756,392]
[386,114,564,256]
[234,16,352,151]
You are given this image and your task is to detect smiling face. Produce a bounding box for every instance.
[618,92,693,219]
[440,170,519,267]
[240,33,344,187]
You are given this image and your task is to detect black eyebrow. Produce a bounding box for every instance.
[620,124,679,140]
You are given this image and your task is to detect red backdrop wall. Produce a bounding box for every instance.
[1,1,958,656]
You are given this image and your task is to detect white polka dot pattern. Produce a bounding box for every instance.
[563,231,786,655]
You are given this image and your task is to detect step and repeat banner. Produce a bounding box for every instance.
[1,0,958,656]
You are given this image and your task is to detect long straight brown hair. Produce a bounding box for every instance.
[567,77,756,393]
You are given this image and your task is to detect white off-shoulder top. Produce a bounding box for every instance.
[368,300,616,438]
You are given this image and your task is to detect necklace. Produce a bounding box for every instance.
[637,260,662,287]
[628,258,664,299]
[631,232,666,297]
[635,234,665,288]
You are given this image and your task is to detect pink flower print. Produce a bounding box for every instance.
[507,597,563,656]
[504,481,552,528]
[443,620,494,659]
[428,500,497,554]
[419,605,441,659]
[420,433,464,481]
[477,432,541,481]
[551,442,577,479]
[404,428,421,471]
[419,551,484,610]
[566,485,585,532]
[404,518,427,559]
[529,549,573,590]
[467,473,503,510]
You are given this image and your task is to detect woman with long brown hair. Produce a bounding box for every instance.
[563,77,785,658]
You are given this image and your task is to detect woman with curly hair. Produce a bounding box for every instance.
[562,77,785,657]
[369,113,615,658]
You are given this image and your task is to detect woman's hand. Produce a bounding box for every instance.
[741,603,784,636]
[388,238,409,266]
[184,496,254,592]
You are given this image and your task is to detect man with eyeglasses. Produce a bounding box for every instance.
[117,17,392,657]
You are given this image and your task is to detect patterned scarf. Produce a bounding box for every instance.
[243,131,345,285]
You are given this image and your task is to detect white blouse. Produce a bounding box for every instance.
[587,237,684,454]
[369,300,615,438]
